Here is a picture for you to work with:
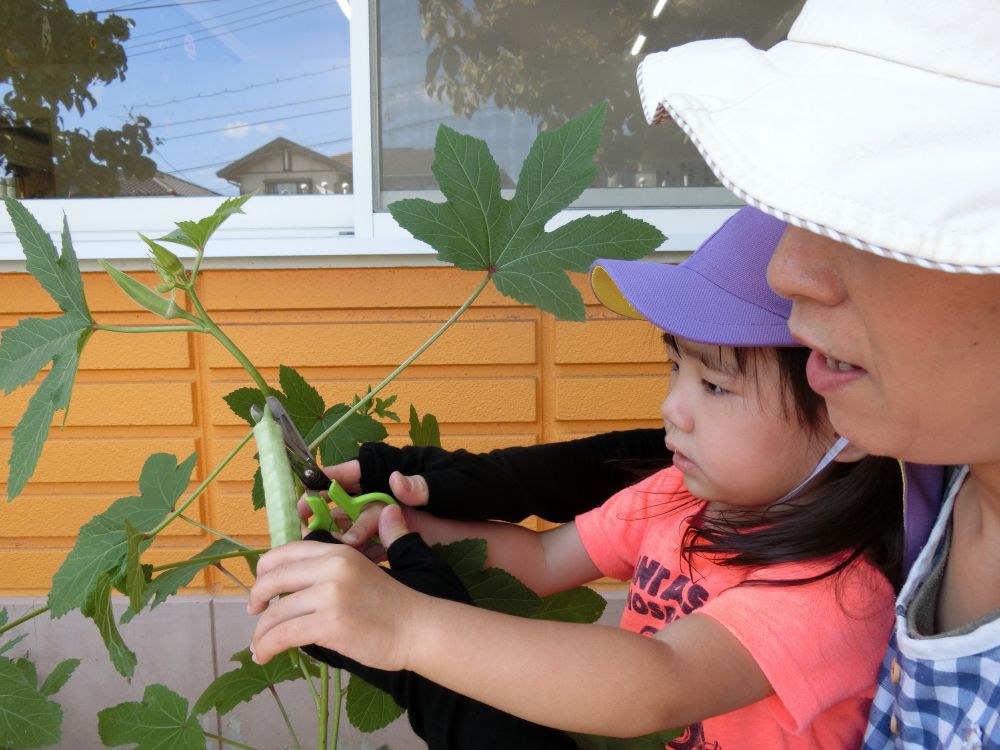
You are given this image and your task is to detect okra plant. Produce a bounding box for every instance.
[0,103,675,750]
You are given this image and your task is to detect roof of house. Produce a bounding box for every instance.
[118,171,219,197]
[217,137,350,180]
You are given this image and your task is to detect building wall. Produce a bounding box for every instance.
[0,264,668,596]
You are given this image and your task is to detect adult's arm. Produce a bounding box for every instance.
[357,427,669,523]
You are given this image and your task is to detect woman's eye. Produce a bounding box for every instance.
[666,358,678,373]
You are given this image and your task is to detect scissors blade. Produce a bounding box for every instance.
[250,396,331,492]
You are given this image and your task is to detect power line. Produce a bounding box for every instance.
[95,0,238,13]
[130,64,347,108]
[125,0,323,50]
[148,92,349,128]
[128,0,286,40]
[127,0,334,58]
[160,103,351,140]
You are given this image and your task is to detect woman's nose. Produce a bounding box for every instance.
[767,226,847,307]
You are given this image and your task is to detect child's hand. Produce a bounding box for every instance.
[248,504,421,670]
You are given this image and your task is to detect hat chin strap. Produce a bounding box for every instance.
[773,436,851,504]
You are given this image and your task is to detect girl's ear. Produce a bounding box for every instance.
[832,438,869,464]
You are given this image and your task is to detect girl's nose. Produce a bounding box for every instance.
[767,226,847,307]
[661,385,693,433]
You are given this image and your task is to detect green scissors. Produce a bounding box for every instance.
[251,396,397,534]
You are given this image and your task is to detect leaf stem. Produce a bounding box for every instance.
[213,562,250,594]
[146,430,254,539]
[95,323,205,334]
[150,549,267,574]
[202,732,264,750]
[179,514,253,551]
[0,604,49,636]
[309,274,491,449]
[268,684,303,750]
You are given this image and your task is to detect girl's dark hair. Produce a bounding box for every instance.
[661,334,904,591]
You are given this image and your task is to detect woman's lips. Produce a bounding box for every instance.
[805,349,867,395]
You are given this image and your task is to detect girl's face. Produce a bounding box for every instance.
[661,337,836,507]
[768,227,1000,466]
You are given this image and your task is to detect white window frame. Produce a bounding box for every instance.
[0,0,736,269]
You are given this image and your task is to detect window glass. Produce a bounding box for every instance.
[376,0,803,207]
[1,0,352,199]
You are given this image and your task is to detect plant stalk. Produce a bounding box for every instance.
[202,732,264,750]
[187,287,271,395]
[318,664,330,750]
[330,667,342,750]
[95,323,205,334]
[310,273,491,449]
[268,684,303,750]
[179,514,253,550]
[151,548,267,574]
[0,604,49,636]
[146,430,254,538]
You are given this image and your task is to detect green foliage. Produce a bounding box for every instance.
[0,656,77,749]
[122,540,254,624]
[97,260,194,321]
[408,405,442,447]
[158,194,254,252]
[345,674,405,733]
[389,103,665,319]
[192,648,313,717]
[48,453,196,618]
[568,728,684,749]
[0,198,94,501]
[97,684,205,750]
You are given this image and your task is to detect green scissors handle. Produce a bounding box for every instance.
[304,480,397,533]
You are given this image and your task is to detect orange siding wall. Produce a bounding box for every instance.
[0,265,668,595]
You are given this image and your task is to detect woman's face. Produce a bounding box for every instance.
[767,226,1000,466]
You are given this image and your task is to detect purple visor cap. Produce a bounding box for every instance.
[590,207,796,347]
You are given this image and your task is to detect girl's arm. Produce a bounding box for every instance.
[359,428,669,522]
[406,513,602,596]
[248,537,772,737]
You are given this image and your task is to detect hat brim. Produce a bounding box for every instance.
[591,260,797,347]
[638,39,1000,272]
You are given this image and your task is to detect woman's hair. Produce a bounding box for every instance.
[660,333,904,591]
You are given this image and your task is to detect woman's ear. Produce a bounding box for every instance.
[832,438,869,464]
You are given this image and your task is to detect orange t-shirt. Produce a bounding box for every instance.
[576,466,894,750]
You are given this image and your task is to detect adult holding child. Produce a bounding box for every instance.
[251,0,1000,746]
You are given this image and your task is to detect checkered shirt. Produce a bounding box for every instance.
[863,467,1000,750]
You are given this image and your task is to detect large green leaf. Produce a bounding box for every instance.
[1,199,96,501]
[48,453,197,618]
[533,587,606,624]
[98,684,205,750]
[389,103,666,320]
[345,674,404,733]
[192,648,309,717]
[0,658,64,749]
[568,727,684,749]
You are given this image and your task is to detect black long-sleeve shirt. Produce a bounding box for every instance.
[357,428,670,522]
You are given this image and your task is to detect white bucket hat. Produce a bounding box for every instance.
[637,0,1000,273]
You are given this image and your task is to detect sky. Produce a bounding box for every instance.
[66,0,354,196]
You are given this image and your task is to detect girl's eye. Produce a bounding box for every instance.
[666,358,678,373]
[702,380,727,395]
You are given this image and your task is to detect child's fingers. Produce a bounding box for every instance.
[251,610,333,665]
[321,460,362,493]
[248,543,351,613]
[388,471,430,507]
[340,502,384,546]
[378,504,411,547]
